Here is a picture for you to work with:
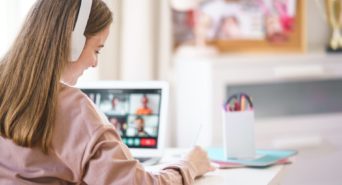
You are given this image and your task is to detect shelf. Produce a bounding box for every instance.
[173,53,342,147]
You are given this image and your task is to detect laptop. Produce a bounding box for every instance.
[77,81,169,165]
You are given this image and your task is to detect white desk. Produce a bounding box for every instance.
[146,149,287,185]
[194,165,285,185]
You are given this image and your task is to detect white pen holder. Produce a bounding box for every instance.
[222,110,256,159]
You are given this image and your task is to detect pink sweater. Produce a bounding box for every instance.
[0,84,196,185]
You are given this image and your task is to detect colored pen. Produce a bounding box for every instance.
[240,95,246,111]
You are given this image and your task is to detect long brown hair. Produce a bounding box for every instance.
[0,0,112,153]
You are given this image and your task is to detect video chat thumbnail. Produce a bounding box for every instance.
[82,89,162,148]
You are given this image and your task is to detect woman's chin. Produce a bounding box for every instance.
[61,78,78,86]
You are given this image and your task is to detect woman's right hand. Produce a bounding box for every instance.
[184,146,216,177]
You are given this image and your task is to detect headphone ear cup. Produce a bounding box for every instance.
[70,31,86,62]
[69,0,92,62]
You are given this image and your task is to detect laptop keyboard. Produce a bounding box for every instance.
[136,157,160,166]
[136,157,151,163]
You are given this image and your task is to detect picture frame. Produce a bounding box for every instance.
[172,0,306,53]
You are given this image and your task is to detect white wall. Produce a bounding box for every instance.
[0,0,36,58]
[119,0,159,81]
[306,0,329,48]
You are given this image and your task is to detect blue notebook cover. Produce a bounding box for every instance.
[207,148,297,167]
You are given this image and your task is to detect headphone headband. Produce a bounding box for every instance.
[70,0,92,62]
[73,0,92,34]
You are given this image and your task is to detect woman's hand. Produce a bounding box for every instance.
[184,146,216,177]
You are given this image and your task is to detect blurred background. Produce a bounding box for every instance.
[1,0,342,184]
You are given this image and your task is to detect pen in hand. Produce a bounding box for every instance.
[193,123,203,146]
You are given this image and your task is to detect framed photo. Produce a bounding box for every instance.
[172,0,305,53]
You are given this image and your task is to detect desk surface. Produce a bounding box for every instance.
[145,149,286,185]
[194,165,284,185]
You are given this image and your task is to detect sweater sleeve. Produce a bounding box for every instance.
[81,125,197,185]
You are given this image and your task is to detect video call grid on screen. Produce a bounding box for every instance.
[81,89,162,149]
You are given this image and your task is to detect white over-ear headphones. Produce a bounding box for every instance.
[70,0,92,62]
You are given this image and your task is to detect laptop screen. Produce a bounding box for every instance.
[81,88,162,149]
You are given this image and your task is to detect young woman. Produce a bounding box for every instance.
[0,0,213,184]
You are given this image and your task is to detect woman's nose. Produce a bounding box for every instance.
[92,59,98,68]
